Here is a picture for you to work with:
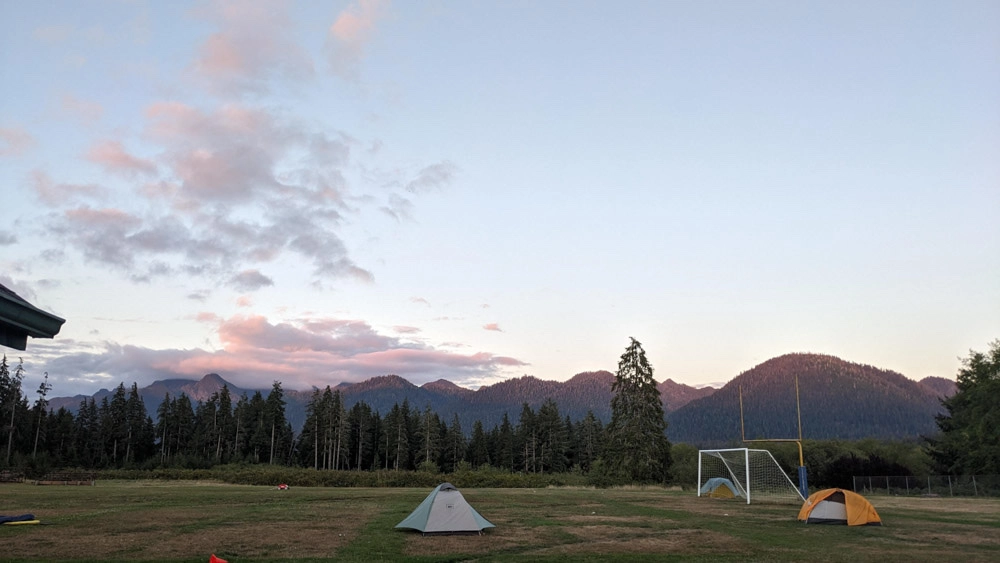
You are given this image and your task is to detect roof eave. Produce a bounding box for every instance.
[0,295,66,339]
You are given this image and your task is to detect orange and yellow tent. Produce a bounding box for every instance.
[797,488,882,526]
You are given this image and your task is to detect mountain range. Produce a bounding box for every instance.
[47,353,955,444]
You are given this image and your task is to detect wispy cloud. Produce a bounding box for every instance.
[40,101,388,285]
[228,269,274,292]
[31,171,106,206]
[85,140,157,178]
[406,161,457,193]
[0,126,36,157]
[31,313,527,392]
[483,323,502,332]
[327,0,389,81]
[191,0,314,95]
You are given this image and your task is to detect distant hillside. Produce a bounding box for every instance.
[919,376,956,399]
[46,370,713,435]
[47,355,945,443]
[668,354,948,445]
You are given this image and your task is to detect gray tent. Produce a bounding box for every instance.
[395,483,495,534]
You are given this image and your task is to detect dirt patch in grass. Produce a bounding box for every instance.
[534,527,745,556]
[1,502,373,560]
[874,496,1000,515]
[559,514,659,523]
[884,525,1000,548]
[401,524,557,557]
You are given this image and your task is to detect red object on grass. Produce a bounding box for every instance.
[210,554,228,563]
[278,483,289,490]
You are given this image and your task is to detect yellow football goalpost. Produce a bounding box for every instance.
[739,374,809,499]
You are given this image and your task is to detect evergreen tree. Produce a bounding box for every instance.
[1,356,26,465]
[346,402,376,470]
[124,383,154,465]
[31,371,51,459]
[443,413,466,472]
[327,388,347,470]
[155,394,173,463]
[301,389,324,468]
[928,339,1000,474]
[494,412,515,472]
[263,382,293,465]
[414,404,441,470]
[575,410,604,472]
[605,337,672,483]
[516,403,537,473]
[75,397,101,467]
[536,398,567,473]
[467,420,490,468]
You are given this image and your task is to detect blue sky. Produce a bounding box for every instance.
[2,0,998,397]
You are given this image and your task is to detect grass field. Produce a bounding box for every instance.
[2,481,998,562]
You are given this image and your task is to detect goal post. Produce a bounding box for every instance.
[698,448,805,504]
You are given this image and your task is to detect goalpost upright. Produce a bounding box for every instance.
[739,374,809,499]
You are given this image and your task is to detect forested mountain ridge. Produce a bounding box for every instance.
[667,353,951,445]
[44,354,952,443]
[918,376,957,398]
[46,370,714,435]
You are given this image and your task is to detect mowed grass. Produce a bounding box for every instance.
[2,481,999,562]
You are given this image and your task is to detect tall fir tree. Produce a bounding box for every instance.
[928,339,1000,474]
[605,337,672,483]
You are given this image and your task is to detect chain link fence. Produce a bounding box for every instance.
[853,475,1000,497]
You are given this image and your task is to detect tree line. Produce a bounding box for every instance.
[0,339,666,481]
[4,338,995,484]
[1,365,608,476]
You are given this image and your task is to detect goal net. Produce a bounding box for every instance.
[698,448,804,504]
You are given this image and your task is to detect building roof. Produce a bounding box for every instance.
[0,282,65,350]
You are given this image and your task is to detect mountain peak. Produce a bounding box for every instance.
[349,374,415,392]
[422,379,473,396]
[181,373,236,402]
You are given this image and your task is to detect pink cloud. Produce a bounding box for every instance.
[483,323,503,332]
[30,310,529,393]
[144,102,286,202]
[196,312,221,323]
[45,313,525,390]
[32,171,106,206]
[393,325,421,334]
[235,296,253,308]
[191,0,314,94]
[0,126,36,157]
[328,0,389,80]
[64,206,137,226]
[85,140,157,177]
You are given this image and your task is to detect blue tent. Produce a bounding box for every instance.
[699,477,743,498]
[396,483,495,534]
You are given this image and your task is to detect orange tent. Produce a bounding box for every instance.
[797,489,882,526]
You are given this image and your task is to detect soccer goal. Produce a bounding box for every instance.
[698,448,805,504]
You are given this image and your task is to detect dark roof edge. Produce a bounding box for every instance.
[0,287,66,339]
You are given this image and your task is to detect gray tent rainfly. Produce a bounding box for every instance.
[0,283,65,351]
[395,483,495,534]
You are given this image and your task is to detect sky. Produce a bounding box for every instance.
[1,0,998,398]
